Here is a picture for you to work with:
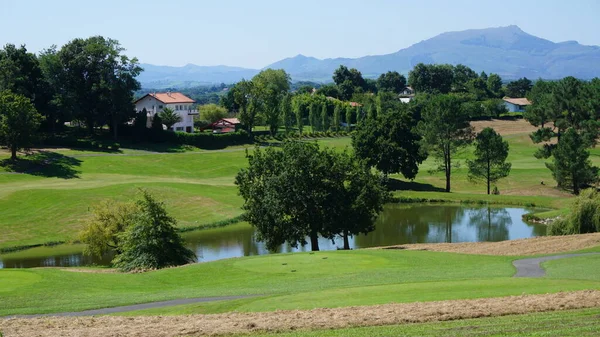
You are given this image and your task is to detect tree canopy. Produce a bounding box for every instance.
[235,141,388,251]
[0,90,43,160]
[199,103,228,123]
[467,127,511,194]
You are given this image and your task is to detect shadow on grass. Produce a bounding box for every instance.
[387,178,446,192]
[0,151,82,179]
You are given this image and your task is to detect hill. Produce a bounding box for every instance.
[138,26,600,87]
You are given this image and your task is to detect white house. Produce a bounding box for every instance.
[503,97,531,113]
[399,86,415,103]
[134,92,197,133]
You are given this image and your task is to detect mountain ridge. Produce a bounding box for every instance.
[138,26,600,88]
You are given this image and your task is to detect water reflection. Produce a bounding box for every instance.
[0,205,546,268]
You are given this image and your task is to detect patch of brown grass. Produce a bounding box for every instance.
[471,119,539,136]
[2,291,600,336]
[381,233,600,256]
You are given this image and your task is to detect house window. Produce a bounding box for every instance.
[176,127,184,131]
[159,105,163,109]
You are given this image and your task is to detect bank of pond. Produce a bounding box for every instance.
[0,204,547,268]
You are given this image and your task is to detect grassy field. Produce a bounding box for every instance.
[244,307,600,337]
[0,121,586,250]
[1,248,600,316]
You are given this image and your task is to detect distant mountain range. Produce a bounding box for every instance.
[138,26,600,88]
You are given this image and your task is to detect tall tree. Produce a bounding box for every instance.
[418,94,474,192]
[377,71,407,94]
[232,80,256,133]
[308,102,318,131]
[251,69,291,136]
[0,44,43,106]
[408,63,454,94]
[0,91,43,160]
[332,104,341,132]
[452,64,478,92]
[199,103,228,123]
[345,105,354,129]
[58,36,141,138]
[547,128,598,195]
[486,73,503,97]
[280,93,294,133]
[353,108,426,179]
[505,77,533,98]
[38,46,66,133]
[321,103,329,131]
[333,65,366,100]
[467,128,512,194]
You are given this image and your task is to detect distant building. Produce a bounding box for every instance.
[399,86,415,103]
[202,118,241,134]
[134,92,197,133]
[502,97,531,113]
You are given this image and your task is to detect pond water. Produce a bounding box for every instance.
[0,204,547,268]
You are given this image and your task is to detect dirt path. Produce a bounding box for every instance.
[381,233,600,256]
[2,290,600,337]
[513,253,600,278]
[5,295,257,319]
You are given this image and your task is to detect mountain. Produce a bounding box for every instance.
[139,26,600,87]
[138,63,259,89]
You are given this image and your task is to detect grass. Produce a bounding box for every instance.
[1,249,599,316]
[242,307,600,337]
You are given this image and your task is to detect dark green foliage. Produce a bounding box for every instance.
[113,190,196,272]
[547,128,598,194]
[548,189,600,235]
[408,63,454,94]
[467,128,512,194]
[452,64,478,93]
[333,66,366,100]
[151,113,163,131]
[345,105,354,129]
[506,77,533,98]
[158,108,181,131]
[353,108,426,179]
[280,93,294,133]
[321,104,329,131]
[377,71,407,94]
[486,74,503,97]
[0,91,43,160]
[251,69,291,136]
[235,141,388,251]
[332,105,341,132]
[418,94,474,192]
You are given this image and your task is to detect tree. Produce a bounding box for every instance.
[0,91,43,160]
[151,113,163,131]
[0,44,43,106]
[333,66,366,100]
[308,102,318,131]
[467,128,512,194]
[58,36,141,138]
[377,71,407,94]
[232,80,256,133]
[321,103,329,131]
[112,191,196,271]
[367,104,376,120]
[353,108,426,179]
[547,128,598,195]
[452,64,478,92]
[332,104,341,131]
[418,94,474,192]
[345,105,354,129]
[486,73,503,97]
[292,94,305,133]
[199,103,227,123]
[79,200,139,258]
[251,69,291,136]
[158,108,181,131]
[506,77,533,98]
[38,46,67,133]
[408,63,454,94]
[280,93,294,133]
[235,141,387,251]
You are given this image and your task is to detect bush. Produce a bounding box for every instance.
[547,189,600,235]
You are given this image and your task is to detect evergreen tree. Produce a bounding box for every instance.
[467,128,512,194]
[332,105,341,132]
[321,103,329,131]
[345,105,354,130]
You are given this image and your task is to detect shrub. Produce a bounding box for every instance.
[547,188,600,235]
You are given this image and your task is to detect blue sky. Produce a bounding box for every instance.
[1,0,599,68]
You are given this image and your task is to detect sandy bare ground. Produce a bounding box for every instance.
[471,119,539,136]
[2,290,600,337]
[380,233,600,256]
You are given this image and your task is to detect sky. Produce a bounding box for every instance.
[1,0,599,69]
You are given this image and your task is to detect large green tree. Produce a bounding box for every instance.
[0,91,43,160]
[58,36,142,139]
[377,71,407,94]
[251,69,290,136]
[235,141,387,251]
[408,63,454,94]
[353,108,426,179]
[547,128,598,195]
[280,93,294,133]
[486,73,503,97]
[199,103,228,123]
[467,127,512,194]
[505,77,533,98]
[158,107,181,131]
[418,94,474,192]
[0,44,43,105]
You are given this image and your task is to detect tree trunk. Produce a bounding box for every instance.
[310,233,320,251]
[573,173,579,195]
[487,158,491,195]
[10,145,17,160]
[445,146,451,192]
[343,230,350,250]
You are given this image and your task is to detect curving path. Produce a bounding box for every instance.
[5,295,258,318]
[513,253,600,278]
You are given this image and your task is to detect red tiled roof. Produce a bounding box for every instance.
[222,118,240,124]
[135,92,195,104]
[503,97,531,106]
[349,102,363,107]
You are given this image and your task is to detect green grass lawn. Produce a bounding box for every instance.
[243,307,600,337]
[1,249,599,316]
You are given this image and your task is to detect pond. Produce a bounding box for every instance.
[0,204,547,268]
